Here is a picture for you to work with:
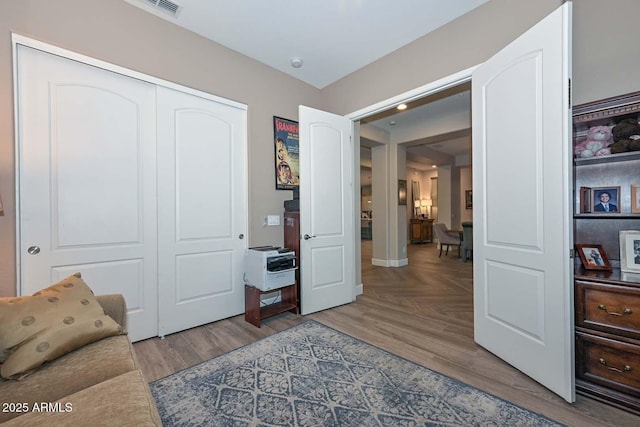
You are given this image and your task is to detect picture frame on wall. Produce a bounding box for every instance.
[632,184,640,214]
[273,116,299,190]
[576,244,612,271]
[465,190,472,209]
[398,180,407,205]
[592,186,620,213]
[620,230,640,274]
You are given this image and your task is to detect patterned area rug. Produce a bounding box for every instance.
[150,321,562,426]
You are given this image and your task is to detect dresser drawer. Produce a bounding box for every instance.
[576,280,640,339]
[576,332,640,396]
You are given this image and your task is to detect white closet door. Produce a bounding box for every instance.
[16,46,159,341]
[157,86,247,336]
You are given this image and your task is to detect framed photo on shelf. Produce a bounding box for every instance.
[576,244,612,271]
[619,230,640,274]
[592,186,621,213]
[579,187,592,213]
[632,184,640,214]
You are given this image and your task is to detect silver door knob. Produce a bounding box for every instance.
[27,246,40,255]
[238,234,244,239]
[303,234,316,240]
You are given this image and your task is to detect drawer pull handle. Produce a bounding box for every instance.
[597,304,632,316]
[598,358,632,373]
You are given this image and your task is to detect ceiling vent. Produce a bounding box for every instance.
[142,0,183,17]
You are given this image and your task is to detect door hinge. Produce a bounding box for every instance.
[568,78,572,109]
[570,248,575,258]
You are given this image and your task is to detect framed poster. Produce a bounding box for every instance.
[274,116,299,190]
[465,190,473,209]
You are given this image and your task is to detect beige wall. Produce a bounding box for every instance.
[0,0,323,296]
[323,0,640,114]
[2,0,639,296]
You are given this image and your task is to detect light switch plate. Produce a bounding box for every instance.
[266,215,280,226]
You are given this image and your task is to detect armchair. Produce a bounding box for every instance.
[433,223,461,258]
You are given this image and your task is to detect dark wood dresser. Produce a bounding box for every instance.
[575,269,640,414]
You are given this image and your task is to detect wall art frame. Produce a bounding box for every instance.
[274,116,299,190]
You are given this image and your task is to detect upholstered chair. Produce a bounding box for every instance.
[433,223,461,258]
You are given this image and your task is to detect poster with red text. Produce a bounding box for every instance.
[273,116,299,190]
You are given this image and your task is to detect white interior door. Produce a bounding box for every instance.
[472,3,574,401]
[16,45,158,342]
[299,106,355,315]
[157,87,247,336]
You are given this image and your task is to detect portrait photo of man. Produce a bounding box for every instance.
[593,188,619,213]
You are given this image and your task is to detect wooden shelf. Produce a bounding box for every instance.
[575,151,640,166]
[573,91,640,414]
[574,214,640,220]
[244,283,298,328]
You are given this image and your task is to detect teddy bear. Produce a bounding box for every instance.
[574,125,613,158]
[609,117,640,153]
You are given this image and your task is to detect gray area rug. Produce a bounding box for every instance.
[150,320,562,426]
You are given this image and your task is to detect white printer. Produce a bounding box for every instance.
[245,246,296,292]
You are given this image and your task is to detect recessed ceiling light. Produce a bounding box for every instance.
[432,165,437,168]
[397,103,407,110]
[290,57,303,68]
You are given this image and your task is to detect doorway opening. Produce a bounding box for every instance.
[355,79,473,266]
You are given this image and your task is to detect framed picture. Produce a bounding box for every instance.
[465,190,472,209]
[632,184,640,214]
[620,230,640,274]
[576,244,612,271]
[398,180,407,205]
[273,116,299,190]
[579,186,592,213]
[592,186,620,213]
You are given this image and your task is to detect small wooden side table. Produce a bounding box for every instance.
[244,283,298,328]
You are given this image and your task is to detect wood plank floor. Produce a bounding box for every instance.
[133,241,640,426]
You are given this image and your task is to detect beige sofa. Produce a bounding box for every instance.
[0,294,162,426]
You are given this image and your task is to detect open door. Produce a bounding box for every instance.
[472,3,574,401]
[299,106,355,315]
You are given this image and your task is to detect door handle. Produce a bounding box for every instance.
[303,234,316,240]
[238,234,245,240]
[27,246,40,255]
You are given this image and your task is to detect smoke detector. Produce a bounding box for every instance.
[290,57,304,69]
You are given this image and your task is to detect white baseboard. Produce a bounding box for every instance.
[355,283,363,296]
[371,258,409,267]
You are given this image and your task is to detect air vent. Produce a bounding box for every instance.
[142,0,182,17]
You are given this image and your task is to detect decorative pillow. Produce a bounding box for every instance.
[0,273,125,379]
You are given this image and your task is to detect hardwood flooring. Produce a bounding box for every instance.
[133,241,640,426]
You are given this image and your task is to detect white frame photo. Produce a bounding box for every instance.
[620,230,640,274]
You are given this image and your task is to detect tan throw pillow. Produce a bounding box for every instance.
[0,273,125,379]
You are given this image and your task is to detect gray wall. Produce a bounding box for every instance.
[1,0,639,296]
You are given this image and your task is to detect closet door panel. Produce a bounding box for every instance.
[16,45,158,341]
[157,86,247,336]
